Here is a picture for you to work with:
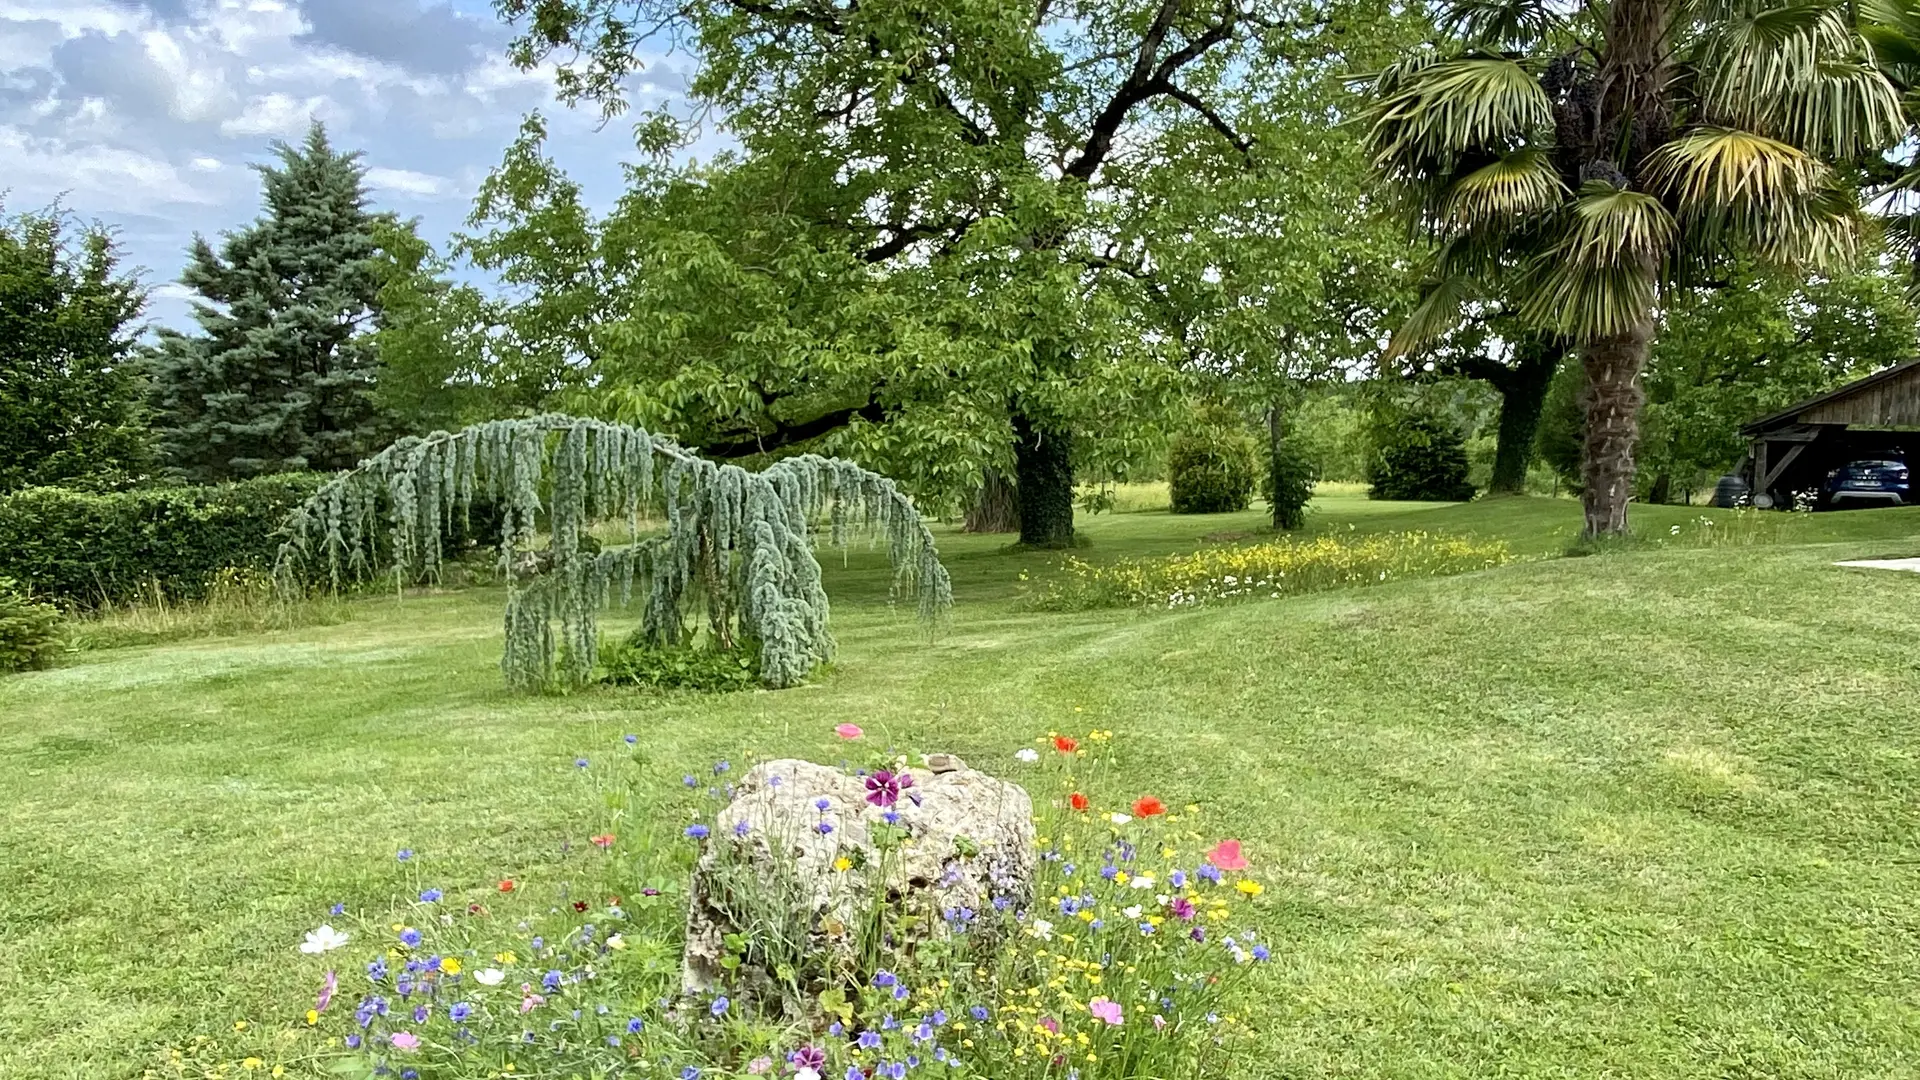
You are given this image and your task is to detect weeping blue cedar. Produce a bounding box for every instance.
[273,415,952,690]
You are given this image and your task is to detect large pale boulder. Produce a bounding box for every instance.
[682,754,1035,1005]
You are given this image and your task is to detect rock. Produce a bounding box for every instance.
[682,756,1035,1008]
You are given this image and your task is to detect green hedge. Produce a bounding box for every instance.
[0,474,328,608]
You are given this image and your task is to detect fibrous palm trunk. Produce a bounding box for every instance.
[1579,319,1652,537]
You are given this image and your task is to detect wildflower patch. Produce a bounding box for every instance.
[1026,530,1514,610]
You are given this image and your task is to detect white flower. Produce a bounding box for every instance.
[1027,918,1055,940]
[1122,905,1143,920]
[1130,873,1155,889]
[473,968,506,986]
[1109,813,1131,825]
[796,1070,822,1080]
[605,934,625,951]
[299,925,349,954]
[1014,748,1040,763]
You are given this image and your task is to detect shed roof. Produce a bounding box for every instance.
[1741,358,1920,435]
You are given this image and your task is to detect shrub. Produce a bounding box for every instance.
[1368,411,1476,501]
[0,474,327,609]
[1168,431,1258,514]
[1259,434,1316,530]
[600,634,763,692]
[0,577,63,672]
[1028,530,1513,610]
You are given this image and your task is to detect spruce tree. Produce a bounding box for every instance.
[0,206,151,491]
[146,122,398,481]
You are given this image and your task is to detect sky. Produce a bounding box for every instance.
[0,0,698,331]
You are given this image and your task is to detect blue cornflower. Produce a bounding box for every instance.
[1062,863,1076,877]
[575,758,590,768]
[542,970,562,990]
[713,760,730,774]
[685,824,711,840]
[330,902,345,916]
[449,1003,472,1023]
[711,996,730,1017]
[969,1005,989,1021]
[815,797,832,811]
[1170,869,1187,889]
[991,895,1011,911]
[913,1022,934,1042]
[627,1018,644,1034]
[882,810,901,825]
[931,1009,948,1025]
[1139,921,1156,935]
[606,1036,621,1047]
[398,927,422,948]
[828,1021,844,1036]
[1058,896,1079,915]
[1252,944,1271,961]
[858,1030,883,1049]
[1099,865,1119,881]
[816,821,834,835]
[531,936,544,951]
[401,1070,418,1080]
[367,958,387,981]
[412,1004,429,1023]
[683,775,698,787]
[846,1069,865,1080]
[873,970,897,987]
[419,889,442,903]
[1196,863,1223,884]
[682,1068,701,1080]
[734,820,750,837]
[624,734,638,745]
[1090,918,1104,930]
[396,849,413,861]
[892,984,908,1001]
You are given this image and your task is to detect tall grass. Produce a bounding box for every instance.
[69,568,354,650]
[1026,530,1515,610]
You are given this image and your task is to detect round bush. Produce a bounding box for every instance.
[1368,411,1476,502]
[0,577,63,673]
[1169,432,1258,514]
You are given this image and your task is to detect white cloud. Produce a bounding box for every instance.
[0,124,215,210]
[219,90,330,135]
[364,164,449,198]
[188,154,220,169]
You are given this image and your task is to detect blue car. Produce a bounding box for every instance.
[1821,458,1911,509]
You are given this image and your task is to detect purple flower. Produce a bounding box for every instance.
[317,970,337,1013]
[1190,926,1207,942]
[892,984,908,1001]
[1196,863,1223,884]
[873,970,897,988]
[881,811,901,825]
[714,760,730,774]
[768,775,782,787]
[863,769,914,808]
[398,928,422,948]
[344,1034,362,1050]
[685,824,710,840]
[367,958,387,981]
[913,1022,934,1042]
[791,1046,826,1071]
[969,1005,988,1021]
[931,1010,948,1025]
[1169,897,1196,921]
[1170,869,1187,888]
[734,820,751,837]
[450,1003,472,1023]
[396,849,413,861]
[329,902,345,916]
[711,996,730,1017]
[412,1004,429,1023]
[829,1021,844,1036]
[419,889,442,903]
[1252,944,1271,961]
[684,775,698,787]
[683,1069,701,1080]
[575,758,590,768]
[858,1031,883,1050]
[624,734,638,745]
[816,821,834,835]
[542,970,562,990]
[846,1068,864,1080]
[627,1017,644,1034]
[815,797,832,811]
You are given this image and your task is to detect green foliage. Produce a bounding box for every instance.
[1290,392,1371,484]
[144,122,403,482]
[1028,531,1513,610]
[1369,410,1476,502]
[1262,433,1318,531]
[0,205,151,492]
[0,576,63,672]
[1534,360,1586,491]
[1169,431,1259,514]
[275,415,951,691]
[0,474,325,609]
[599,634,763,692]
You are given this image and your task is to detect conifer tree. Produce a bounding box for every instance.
[0,206,150,491]
[146,122,399,481]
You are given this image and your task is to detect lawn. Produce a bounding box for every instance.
[6,491,1920,1078]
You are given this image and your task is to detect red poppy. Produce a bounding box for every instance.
[498,879,515,892]
[1206,839,1249,871]
[572,901,589,913]
[1131,795,1167,818]
[1054,735,1079,753]
[589,833,616,849]
[1069,792,1090,812]
[467,903,486,916]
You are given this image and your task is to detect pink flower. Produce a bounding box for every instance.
[1152,1014,1167,1032]
[316,970,337,1013]
[1169,896,1196,921]
[1206,839,1249,872]
[519,985,546,1014]
[589,833,615,849]
[1039,1016,1060,1035]
[746,1058,774,1075]
[834,723,863,740]
[1088,997,1123,1026]
[390,1032,420,1051]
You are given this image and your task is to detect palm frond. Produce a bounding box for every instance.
[1694,4,1902,155]
[1386,274,1483,358]
[1861,0,1920,87]
[1437,0,1567,49]
[1366,57,1554,181]
[1518,183,1674,338]
[1643,125,1852,263]
[1441,148,1569,225]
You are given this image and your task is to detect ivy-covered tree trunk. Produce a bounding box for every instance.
[1487,340,1561,496]
[1012,412,1075,548]
[963,468,1021,533]
[1581,320,1653,537]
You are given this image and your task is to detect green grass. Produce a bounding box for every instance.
[6,494,1920,1077]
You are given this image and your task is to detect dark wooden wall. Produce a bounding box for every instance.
[1803,367,1920,426]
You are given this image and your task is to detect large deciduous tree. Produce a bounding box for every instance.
[1364,0,1901,536]
[0,207,150,492]
[492,0,1397,547]
[145,122,402,482]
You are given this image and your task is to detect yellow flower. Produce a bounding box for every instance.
[232,1021,248,1032]
[439,957,461,975]
[241,1059,262,1071]
[1112,870,1130,886]
[833,856,852,872]
[304,1010,319,1026]
[1236,879,1264,897]
[272,1068,284,1079]
[495,951,517,964]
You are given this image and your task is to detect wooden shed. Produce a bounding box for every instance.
[1740,359,1920,507]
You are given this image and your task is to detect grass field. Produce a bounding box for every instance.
[6,489,1920,1078]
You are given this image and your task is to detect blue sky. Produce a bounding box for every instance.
[0,0,699,331]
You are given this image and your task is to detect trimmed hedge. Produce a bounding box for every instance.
[1169,431,1258,514]
[0,474,327,608]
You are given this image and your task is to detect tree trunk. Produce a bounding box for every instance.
[962,467,1021,533]
[1487,339,1560,496]
[1012,412,1075,548]
[1580,321,1653,537]
[1648,471,1672,505]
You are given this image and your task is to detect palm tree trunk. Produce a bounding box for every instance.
[1580,320,1652,537]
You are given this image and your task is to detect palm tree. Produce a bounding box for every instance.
[1860,0,1920,289]
[1365,0,1901,536]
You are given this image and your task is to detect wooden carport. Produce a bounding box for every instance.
[1741,359,1920,507]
